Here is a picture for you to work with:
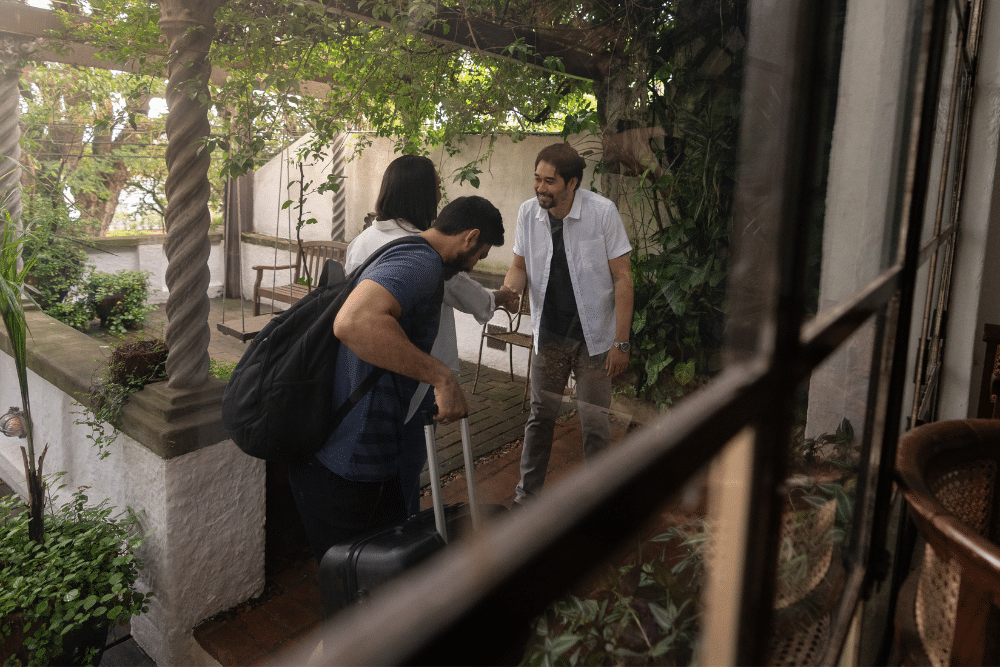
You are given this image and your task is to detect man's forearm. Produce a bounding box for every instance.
[613,273,634,342]
[503,262,527,294]
[337,312,454,389]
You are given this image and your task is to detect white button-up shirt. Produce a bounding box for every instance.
[513,188,632,356]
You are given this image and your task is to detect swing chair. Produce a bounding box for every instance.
[217,148,347,342]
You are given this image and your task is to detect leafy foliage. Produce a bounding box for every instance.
[0,210,46,542]
[21,230,90,313]
[74,337,168,460]
[25,236,156,336]
[66,0,598,184]
[598,1,744,410]
[522,524,704,667]
[83,270,156,336]
[18,64,173,237]
[209,359,238,382]
[0,488,152,667]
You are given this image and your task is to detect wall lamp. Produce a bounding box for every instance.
[0,407,27,439]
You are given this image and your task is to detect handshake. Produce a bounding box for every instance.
[493,284,521,312]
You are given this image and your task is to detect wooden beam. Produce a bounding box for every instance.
[0,1,329,93]
[316,0,600,81]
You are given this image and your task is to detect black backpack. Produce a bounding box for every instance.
[221,236,432,462]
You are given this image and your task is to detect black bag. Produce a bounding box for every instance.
[320,414,502,612]
[318,415,525,665]
[221,236,431,462]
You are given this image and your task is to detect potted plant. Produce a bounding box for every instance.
[0,486,150,666]
[0,213,152,666]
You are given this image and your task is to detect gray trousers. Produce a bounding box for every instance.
[515,333,611,503]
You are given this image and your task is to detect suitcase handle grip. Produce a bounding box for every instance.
[423,406,469,425]
[423,410,481,540]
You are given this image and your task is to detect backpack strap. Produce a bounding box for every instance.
[328,235,435,428]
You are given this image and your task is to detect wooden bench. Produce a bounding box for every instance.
[253,240,348,316]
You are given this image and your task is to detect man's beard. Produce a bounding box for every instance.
[441,244,483,280]
[536,193,555,209]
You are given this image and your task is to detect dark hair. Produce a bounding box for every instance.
[432,196,505,247]
[374,155,438,230]
[535,143,585,191]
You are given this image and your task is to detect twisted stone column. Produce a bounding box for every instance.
[0,37,32,225]
[157,0,222,388]
[329,132,347,241]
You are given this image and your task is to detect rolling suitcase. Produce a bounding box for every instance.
[319,414,500,615]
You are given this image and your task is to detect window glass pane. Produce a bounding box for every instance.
[812,2,925,319]
[520,463,711,666]
[767,322,872,662]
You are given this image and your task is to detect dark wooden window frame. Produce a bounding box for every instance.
[275,0,985,664]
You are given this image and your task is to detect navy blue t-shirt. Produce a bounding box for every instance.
[315,244,444,481]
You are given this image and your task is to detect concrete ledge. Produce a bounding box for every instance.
[88,231,223,249]
[0,307,228,459]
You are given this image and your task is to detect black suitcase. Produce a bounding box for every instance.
[319,415,499,615]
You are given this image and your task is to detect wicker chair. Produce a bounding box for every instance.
[894,419,1000,666]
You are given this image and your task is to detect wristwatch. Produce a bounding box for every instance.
[613,341,631,353]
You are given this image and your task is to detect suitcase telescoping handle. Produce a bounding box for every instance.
[424,411,481,543]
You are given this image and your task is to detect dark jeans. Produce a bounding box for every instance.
[287,457,407,564]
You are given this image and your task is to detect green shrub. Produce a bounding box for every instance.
[522,525,704,667]
[75,337,169,460]
[85,270,156,336]
[0,489,152,667]
[209,359,238,382]
[22,234,90,312]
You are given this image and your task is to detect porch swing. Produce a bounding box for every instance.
[216,152,347,342]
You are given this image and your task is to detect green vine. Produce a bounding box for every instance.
[73,338,168,460]
[0,486,153,667]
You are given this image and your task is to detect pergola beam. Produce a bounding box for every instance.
[317,0,600,81]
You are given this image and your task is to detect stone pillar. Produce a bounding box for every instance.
[157,0,222,388]
[0,36,33,224]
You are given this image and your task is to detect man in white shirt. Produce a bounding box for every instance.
[501,143,634,506]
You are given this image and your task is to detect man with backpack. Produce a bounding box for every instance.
[287,195,506,564]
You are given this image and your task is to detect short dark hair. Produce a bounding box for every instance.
[374,154,438,230]
[432,196,505,247]
[535,143,585,191]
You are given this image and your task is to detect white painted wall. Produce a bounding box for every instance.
[85,236,225,304]
[252,132,601,276]
[805,0,917,437]
[0,352,265,666]
[940,0,1000,418]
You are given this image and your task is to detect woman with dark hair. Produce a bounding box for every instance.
[345,155,518,516]
[371,154,440,232]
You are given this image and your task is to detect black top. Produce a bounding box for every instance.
[540,213,585,343]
